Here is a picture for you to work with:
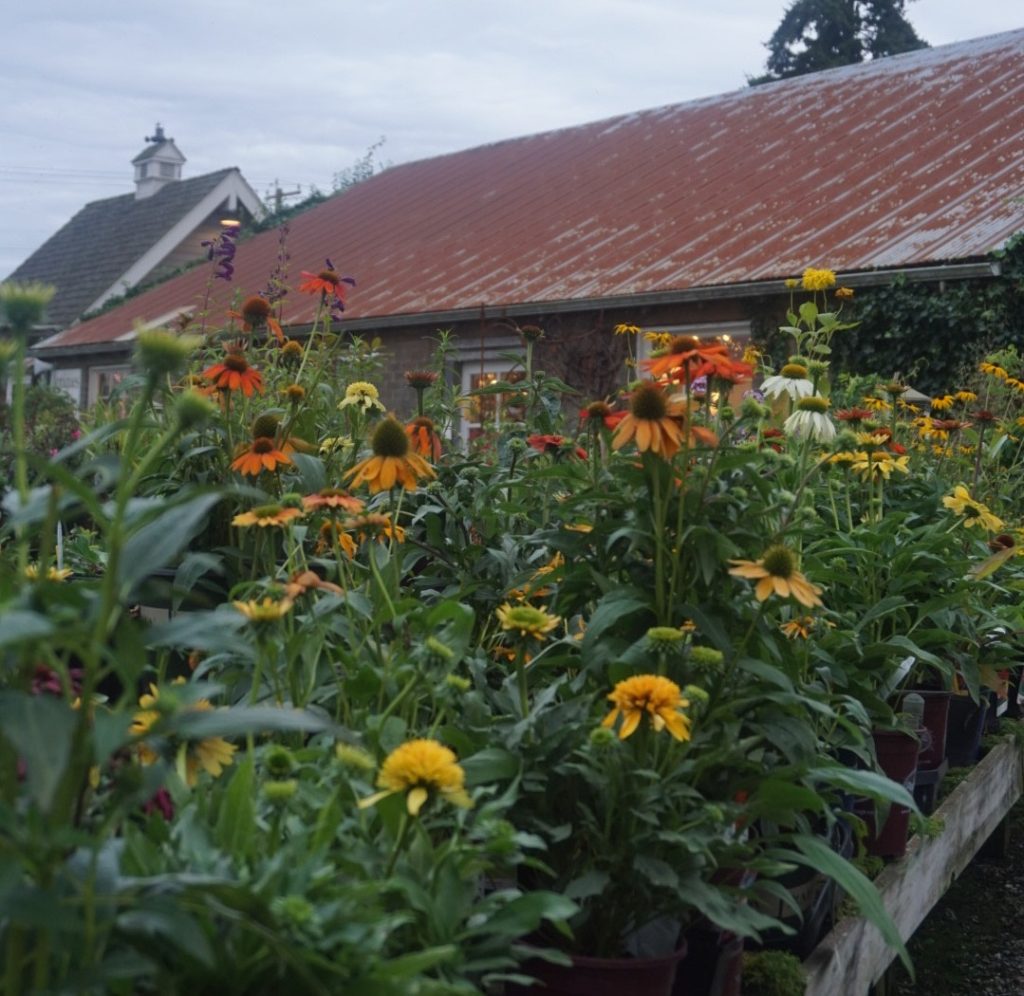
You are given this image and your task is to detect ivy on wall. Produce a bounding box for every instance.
[829,233,1024,393]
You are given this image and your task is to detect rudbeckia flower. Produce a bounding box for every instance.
[345,417,436,493]
[580,400,626,430]
[233,597,293,622]
[358,739,473,816]
[202,348,264,397]
[942,485,1004,532]
[495,603,561,640]
[602,674,692,741]
[801,267,837,291]
[338,381,385,412]
[298,261,356,304]
[643,335,752,384]
[728,545,823,608]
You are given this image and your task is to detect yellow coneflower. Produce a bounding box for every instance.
[612,381,687,458]
[24,564,72,581]
[345,417,436,493]
[495,603,561,640]
[849,451,910,480]
[613,323,641,336]
[862,396,892,412]
[931,395,955,411]
[233,597,294,622]
[338,381,384,412]
[358,739,473,816]
[602,674,691,741]
[728,545,823,608]
[979,361,1008,380]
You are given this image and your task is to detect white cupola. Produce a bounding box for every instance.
[131,124,186,199]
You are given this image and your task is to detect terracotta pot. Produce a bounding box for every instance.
[854,728,920,858]
[510,940,688,996]
[900,690,951,769]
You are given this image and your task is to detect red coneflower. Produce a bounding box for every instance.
[202,348,264,397]
[298,260,356,304]
[303,488,365,514]
[834,407,874,425]
[580,400,627,430]
[527,434,587,460]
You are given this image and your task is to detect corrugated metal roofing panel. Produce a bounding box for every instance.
[42,28,1024,350]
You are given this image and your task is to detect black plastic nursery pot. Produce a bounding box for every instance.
[945,694,990,767]
[508,940,689,996]
[899,690,951,770]
[671,926,742,996]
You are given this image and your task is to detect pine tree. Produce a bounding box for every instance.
[749,0,928,85]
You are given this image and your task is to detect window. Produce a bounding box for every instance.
[461,362,527,444]
[159,162,177,178]
[635,320,753,408]
[89,365,132,406]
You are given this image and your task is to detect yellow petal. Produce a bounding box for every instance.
[619,710,642,739]
[357,789,394,810]
[407,786,429,816]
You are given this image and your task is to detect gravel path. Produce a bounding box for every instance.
[891,800,1024,996]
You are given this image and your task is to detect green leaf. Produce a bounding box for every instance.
[120,492,222,590]
[461,748,520,786]
[214,755,255,860]
[291,453,326,493]
[799,300,819,326]
[166,705,335,739]
[0,692,76,811]
[172,552,224,612]
[146,609,249,656]
[0,610,54,648]
[633,854,679,889]
[380,945,459,979]
[564,870,610,901]
[464,891,577,940]
[809,766,917,810]
[789,833,911,973]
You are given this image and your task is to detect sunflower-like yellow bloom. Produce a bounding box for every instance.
[602,674,692,741]
[358,739,473,816]
[233,597,294,622]
[942,485,1004,532]
[728,545,823,608]
[338,381,385,412]
[801,267,837,291]
[849,451,910,480]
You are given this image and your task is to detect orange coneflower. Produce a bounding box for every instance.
[527,434,587,460]
[232,503,304,528]
[298,261,355,304]
[230,437,293,476]
[643,335,753,384]
[284,569,344,600]
[314,521,358,557]
[202,348,264,397]
[407,416,443,460]
[228,295,284,343]
[345,416,436,493]
[342,513,406,545]
[303,487,365,514]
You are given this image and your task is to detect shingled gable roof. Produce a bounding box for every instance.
[9,167,251,329]
[37,28,1024,353]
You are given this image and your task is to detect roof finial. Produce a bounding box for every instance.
[145,123,168,144]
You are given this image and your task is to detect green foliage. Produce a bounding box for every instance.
[742,949,807,996]
[750,0,927,85]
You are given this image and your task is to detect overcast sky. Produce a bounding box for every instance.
[2,1,1021,278]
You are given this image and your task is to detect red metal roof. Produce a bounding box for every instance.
[41,29,1024,350]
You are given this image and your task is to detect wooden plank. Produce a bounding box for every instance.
[803,741,1024,996]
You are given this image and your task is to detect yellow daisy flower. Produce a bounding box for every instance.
[602,674,692,741]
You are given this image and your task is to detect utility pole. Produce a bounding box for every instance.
[269,179,302,214]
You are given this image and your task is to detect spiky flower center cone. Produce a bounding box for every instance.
[796,395,830,414]
[630,382,668,420]
[780,363,809,379]
[252,503,284,518]
[318,269,340,285]
[252,437,276,455]
[224,352,250,373]
[410,416,435,431]
[586,401,613,419]
[252,413,281,438]
[668,335,701,355]
[242,296,272,322]
[372,417,411,458]
[761,545,797,579]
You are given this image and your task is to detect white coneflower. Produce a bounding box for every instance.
[760,363,814,401]
[784,395,836,442]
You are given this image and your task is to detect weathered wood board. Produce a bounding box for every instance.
[803,741,1024,996]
